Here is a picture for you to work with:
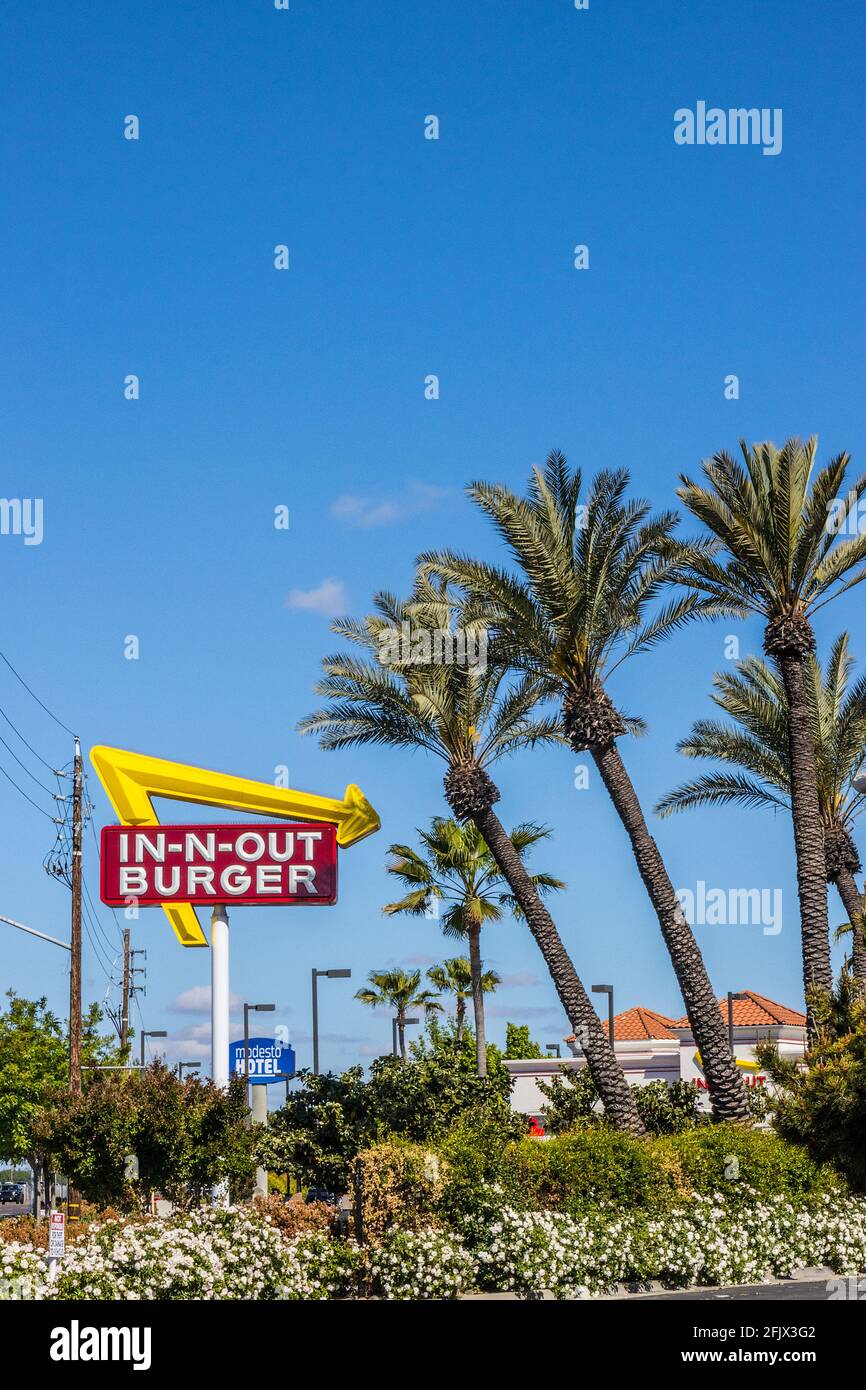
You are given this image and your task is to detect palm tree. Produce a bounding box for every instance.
[383,816,563,1074]
[425,957,500,1049]
[655,635,866,986]
[299,582,646,1133]
[420,452,750,1123]
[677,438,866,1016]
[354,968,441,1059]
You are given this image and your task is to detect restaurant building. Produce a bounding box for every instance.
[503,989,806,1120]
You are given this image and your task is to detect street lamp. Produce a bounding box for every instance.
[178,1062,201,1081]
[392,1015,419,1058]
[276,1070,295,1103]
[727,991,749,1055]
[243,1003,275,1098]
[311,968,351,1075]
[140,1030,167,1068]
[545,1043,561,1058]
[592,984,615,1047]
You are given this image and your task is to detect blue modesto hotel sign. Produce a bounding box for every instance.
[228,1037,296,1084]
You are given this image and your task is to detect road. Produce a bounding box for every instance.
[632,1278,854,1301]
[0,1201,28,1219]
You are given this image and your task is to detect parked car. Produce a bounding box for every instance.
[304,1187,339,1206]
[1,1182,23,1203]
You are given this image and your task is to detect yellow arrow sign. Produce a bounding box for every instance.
[90,746,380,947]
[693,1049,761,1074]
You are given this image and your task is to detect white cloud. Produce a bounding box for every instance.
[330,482,451,530]
[285,578,347,617]
[499,971,541,989]
[168,986,243,1015]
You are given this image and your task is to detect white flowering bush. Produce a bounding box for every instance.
[470,1193,866,1296]
[0,1242,48,1301]
[8,1191,866,1300]
[51,1207,360,1301]
[280,1231,363,1300]
[369,1228,475,1300]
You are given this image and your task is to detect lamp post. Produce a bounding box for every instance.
[392,1015,419,1058]
[140,1030,167,1068]
[545,1043,561,1058]
[276,1071,295,1103]
[178,1062,201,1081]
[311,968,351,1075]
[243,1003,275,1102]
[727,991,749,1055]
[592,984,615,1048]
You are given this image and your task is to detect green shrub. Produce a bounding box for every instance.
[436,1104,525,1225]
[539,1071,703,1137]
[759,997,866,1192]
[656,1123,845,1203]
[500,1129,688,1215]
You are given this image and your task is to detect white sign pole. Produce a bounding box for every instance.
[211,904,230,1207]
[251,1083,269,1197]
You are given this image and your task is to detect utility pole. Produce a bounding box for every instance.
[69,736,83,1096]
[120,928,131,1052]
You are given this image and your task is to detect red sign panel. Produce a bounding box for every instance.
[100,823,337,906]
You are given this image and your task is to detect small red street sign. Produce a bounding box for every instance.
[100,822,338,907]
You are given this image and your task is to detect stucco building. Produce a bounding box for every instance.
[503,989,806,1121]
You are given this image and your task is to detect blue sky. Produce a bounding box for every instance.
[2,0,865,1085]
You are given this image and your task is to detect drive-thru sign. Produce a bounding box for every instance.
[100,822,338,906]
[91,746,379,946]
[92,745,379,1169]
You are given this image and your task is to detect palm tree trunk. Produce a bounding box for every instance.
[776,650,833,1014]
[831,865,866,990]
[471,802,645,1135]
[455,996,465,1042]
[397,1011,407,1060]
[467,924,487,1077]
[591,740,751,1124]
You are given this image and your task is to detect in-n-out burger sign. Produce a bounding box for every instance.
[91,745,380,945]
[100,823,337,906]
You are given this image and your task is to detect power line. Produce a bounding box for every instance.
[0,728,62,796]
[82,879,120,957]
[0,703,63,774]
[0,647,77,737]
[0,757,59,821]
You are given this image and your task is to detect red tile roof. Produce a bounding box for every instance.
[672,990,806,1029]
[563,991,805,1045]
[566,1006,678,1043]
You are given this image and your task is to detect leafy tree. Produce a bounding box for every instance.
[677,437,866,1022]
[0,992,120,1211]
[257,1024,520,1191]
[299,581,644,1134]
[32,1064,255,1210]
[384,815,561,1074]
[538,1069,702,1136]
[354,968,442,1060]
[657,634,866,985]
[421,453,749,1123]
[503,1022,544,1059]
